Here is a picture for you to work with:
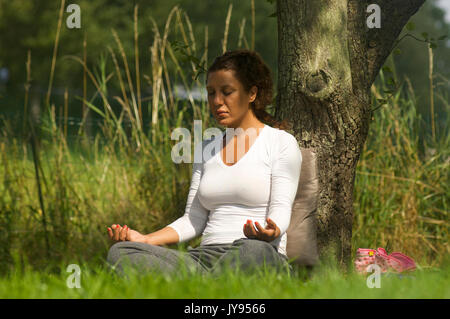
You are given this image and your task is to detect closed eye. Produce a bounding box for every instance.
[208,91,232,96]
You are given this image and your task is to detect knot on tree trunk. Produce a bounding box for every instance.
[305,69,333,99]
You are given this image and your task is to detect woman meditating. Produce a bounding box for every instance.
[106,49,302,277]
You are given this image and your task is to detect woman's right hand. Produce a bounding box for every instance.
[107,224,148,243]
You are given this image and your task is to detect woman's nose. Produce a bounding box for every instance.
[212,93,224,106]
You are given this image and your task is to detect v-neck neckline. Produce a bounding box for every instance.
[218,124,267,168]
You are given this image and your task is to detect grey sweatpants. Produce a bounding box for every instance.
[106,238,292,278]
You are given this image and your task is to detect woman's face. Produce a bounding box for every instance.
[206,69,257,128]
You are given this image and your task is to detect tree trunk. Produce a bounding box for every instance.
[276,0,425,269]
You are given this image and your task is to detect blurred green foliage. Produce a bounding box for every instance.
[0,0,277,111]
[0,1,448,140]
[381,0,450,141]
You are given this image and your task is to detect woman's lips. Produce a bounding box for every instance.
[217,112,228,117]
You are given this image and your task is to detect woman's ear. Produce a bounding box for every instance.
[249,85,257,102]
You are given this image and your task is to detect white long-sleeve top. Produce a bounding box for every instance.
[167,124,302,257]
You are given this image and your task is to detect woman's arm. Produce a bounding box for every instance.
[165,159,209,243]
[108,144,209,245]
[108,224,179,245]
[142,226,180,246]
[163,141,210,243]
[266,131,302,237]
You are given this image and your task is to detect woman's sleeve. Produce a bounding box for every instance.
[267,132,302,236]
[166,152,209,243]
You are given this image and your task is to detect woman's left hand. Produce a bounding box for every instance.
[243,217,281,242]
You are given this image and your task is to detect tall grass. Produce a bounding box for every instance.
[0,4,448,278]
[353,70,449,267]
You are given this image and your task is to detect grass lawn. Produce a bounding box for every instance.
[1,257,448,299]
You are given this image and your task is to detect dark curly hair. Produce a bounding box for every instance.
[205,49,291,130]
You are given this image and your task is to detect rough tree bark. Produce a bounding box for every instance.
[275,0,425,269]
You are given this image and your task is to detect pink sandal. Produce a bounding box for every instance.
[354,247,416,274]
[387,252,416,272]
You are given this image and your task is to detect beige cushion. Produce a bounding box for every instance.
[286,147,319,266]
